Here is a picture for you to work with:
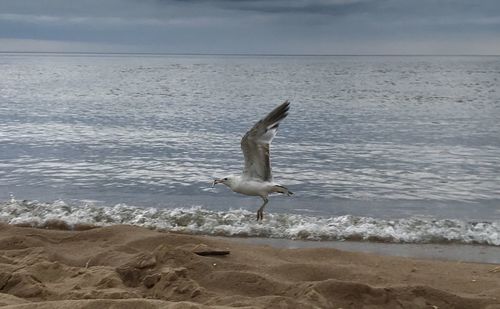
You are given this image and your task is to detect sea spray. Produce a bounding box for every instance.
[1,199,499,246]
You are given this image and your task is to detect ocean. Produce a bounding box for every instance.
[1,53,499,246]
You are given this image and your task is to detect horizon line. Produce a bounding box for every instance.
[0,51,499,57]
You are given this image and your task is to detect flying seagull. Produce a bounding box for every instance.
[213,100,293,221]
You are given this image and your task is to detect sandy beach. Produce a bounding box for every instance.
[0,223,499,308]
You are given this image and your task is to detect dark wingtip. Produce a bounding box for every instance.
[265,100,291,124]
[279,100,291,116]
[282,100,291,115]
[282,99,291,110]
[251,100,292,135]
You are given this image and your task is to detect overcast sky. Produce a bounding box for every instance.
[0,0,499,54]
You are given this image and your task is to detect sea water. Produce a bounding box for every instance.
[1,53,499,245]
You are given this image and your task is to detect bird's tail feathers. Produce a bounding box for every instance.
[273,185,293,196]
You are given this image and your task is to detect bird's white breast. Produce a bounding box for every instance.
[232,179,273,197]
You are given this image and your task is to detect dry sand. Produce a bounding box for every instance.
[0,223,499,309]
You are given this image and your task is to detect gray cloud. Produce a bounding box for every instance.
[163,0,377,15]
[0,0,498,54]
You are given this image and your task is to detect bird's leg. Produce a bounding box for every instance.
[256,196,269,221]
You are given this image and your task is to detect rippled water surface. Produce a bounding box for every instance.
[1,53,499,222]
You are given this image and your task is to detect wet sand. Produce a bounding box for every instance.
[231,237,500,264]
[0,223,499,308]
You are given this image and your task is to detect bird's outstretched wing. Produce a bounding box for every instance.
[240,100,290,181]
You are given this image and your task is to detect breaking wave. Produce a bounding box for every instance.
[1,199,499,246]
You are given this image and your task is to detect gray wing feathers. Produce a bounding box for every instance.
[241,100,290,181]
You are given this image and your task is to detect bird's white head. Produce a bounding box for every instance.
[213,175,236,189]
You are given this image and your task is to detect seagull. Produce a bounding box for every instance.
[213,100,293,221]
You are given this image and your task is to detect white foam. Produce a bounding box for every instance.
[1,199,499,246]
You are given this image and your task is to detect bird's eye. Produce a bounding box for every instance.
[224,178,228,180]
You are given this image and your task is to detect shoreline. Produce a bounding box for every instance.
[2,199,499,247]
[225,237,500,264]
[0,223,499,308]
